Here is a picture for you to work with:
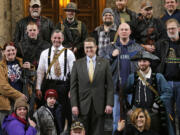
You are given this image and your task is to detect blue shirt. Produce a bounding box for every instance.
[161,9,180,23]
[86,55,96,69]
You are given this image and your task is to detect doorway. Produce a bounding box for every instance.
[24,0,106,32]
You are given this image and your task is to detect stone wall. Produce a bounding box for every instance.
[0,0,24,48]
[0,0,11,48]
[106,0,180,18]
[11,0,24,38]
[0,0,180,47]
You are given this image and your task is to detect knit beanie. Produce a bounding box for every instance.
[14,97,29,111]
[102,8,114,18]
[44,89,58,100]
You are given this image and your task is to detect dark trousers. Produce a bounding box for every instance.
[41,79,72,130]
[79,101,104,135]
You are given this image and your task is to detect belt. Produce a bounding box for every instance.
[45,79,67,85]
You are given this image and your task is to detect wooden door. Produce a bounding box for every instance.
[40,0,59,23]
[24,0,106,32]
[71,0,100,33]
[24,0,59,24]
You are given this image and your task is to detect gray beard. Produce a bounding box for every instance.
[31,12,39,18]
[167,31,179,40]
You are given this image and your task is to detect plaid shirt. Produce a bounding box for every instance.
[98,24,117,49]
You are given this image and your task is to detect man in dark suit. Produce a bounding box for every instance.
[70,37,114,135]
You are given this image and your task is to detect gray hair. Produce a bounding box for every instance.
[51,29,64,38]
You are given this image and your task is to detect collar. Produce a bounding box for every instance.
[86,55,96,62]
[52,45,64,52]
[165,9,178,16]
[27,36,39,44]
[12,112,27,125]
[67,17,75,23]
[116,38,135,47]
[117,7,127,13]
[104,24,117,31]
[139,68,152,79]
[29,15,41,20]
[65,18,77,25]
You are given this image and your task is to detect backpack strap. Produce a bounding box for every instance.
[61,23,65,32]
[47,47,51,76]
[77,20,82,36]
[137,71,159,96]
[46,47,66,78]
[64,49,67,77]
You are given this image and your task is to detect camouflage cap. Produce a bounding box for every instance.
[131,51,159,61]
[71,121,84,130]
[30,0,41,7]
[64,2,79,13]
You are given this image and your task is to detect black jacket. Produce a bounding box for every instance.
[114,124,159,135]
[16,36,51,68]
[56,19,88,59]
[131,16,166,45]
[113,8,137,30]
[13,16,54,44]
[155,38,180,73]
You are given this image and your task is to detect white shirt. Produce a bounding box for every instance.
[36,45,76,90]
[138,68,152,85]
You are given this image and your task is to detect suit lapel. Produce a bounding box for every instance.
[82,57,90,81]
[93,57,101,81]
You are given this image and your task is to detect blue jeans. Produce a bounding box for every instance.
[0,111,9,135]
[168,81,180,134]
[112,93,132,135]
[113,94,120,134]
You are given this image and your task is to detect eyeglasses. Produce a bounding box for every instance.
[85,46,94,49]
[167,27,178,31]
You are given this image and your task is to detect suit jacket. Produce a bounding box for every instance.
[70,56,114,115]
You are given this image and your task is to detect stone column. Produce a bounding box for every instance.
[11,0,24,38]
[0,0,11,48]
[0,0,24,48]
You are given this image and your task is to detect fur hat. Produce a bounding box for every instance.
[14,97,29,111]
[44,89,58,100]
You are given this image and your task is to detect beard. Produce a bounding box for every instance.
[145,14,152,20]
[68,17,74,20]
[167,30,179,40]
[139,65,149,72]
[31,11,40,18]
[104,21,113,26]
[117,5,126,11]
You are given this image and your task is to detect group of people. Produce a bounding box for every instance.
[0,0,180,135]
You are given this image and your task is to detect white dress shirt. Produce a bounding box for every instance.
[36,45,76,90]
[138,68,152,85]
